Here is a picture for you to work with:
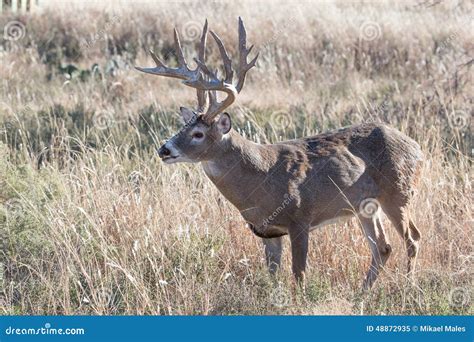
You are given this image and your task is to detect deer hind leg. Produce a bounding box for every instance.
[360,213,392,290]
[262,237,283,274]
[382,203,421,276]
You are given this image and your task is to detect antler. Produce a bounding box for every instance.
[135,21,208,112]
[135,17,258,124]
[236,17,259,93]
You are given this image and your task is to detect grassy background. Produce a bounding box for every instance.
[0,0,472,315]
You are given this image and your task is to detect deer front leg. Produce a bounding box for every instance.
[289,225,309,285]
[262,237,283,274]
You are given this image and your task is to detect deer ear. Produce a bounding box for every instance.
[179,107,195,123]
[216,112,231,134]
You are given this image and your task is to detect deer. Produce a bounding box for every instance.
[136,18,423,290]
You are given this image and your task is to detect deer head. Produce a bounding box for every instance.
[136,18,258,164]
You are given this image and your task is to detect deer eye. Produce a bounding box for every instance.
[192,132,204,139]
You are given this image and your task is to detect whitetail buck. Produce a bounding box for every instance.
[136,18,423,289]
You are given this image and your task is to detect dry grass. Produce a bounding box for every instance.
[0,1,472,315]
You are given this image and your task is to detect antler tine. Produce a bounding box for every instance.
[210,31,234,84]
[173,28,188,68]
[193,58,218,80]
[235,17,259,93]
[196,20,209,113]
[149,49,165,68]
[198,19,208,63]
[205,89,236,123]
[135,27,196,80]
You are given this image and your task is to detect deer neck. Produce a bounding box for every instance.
[201,130,271,206]
[202,130,263,177]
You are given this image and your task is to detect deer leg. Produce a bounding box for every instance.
[386,211,420,276]
[375,217,392,256]
[405,219,421,276]
[288,226,309,286]
[360,214,392,290]
[262,237,283,274]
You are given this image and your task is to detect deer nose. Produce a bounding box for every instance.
[158,145,171,158]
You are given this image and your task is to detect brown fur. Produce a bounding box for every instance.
[197,122,423,289]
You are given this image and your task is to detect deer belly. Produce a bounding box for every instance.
[245,222,288,238]
[309,215,353,231]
